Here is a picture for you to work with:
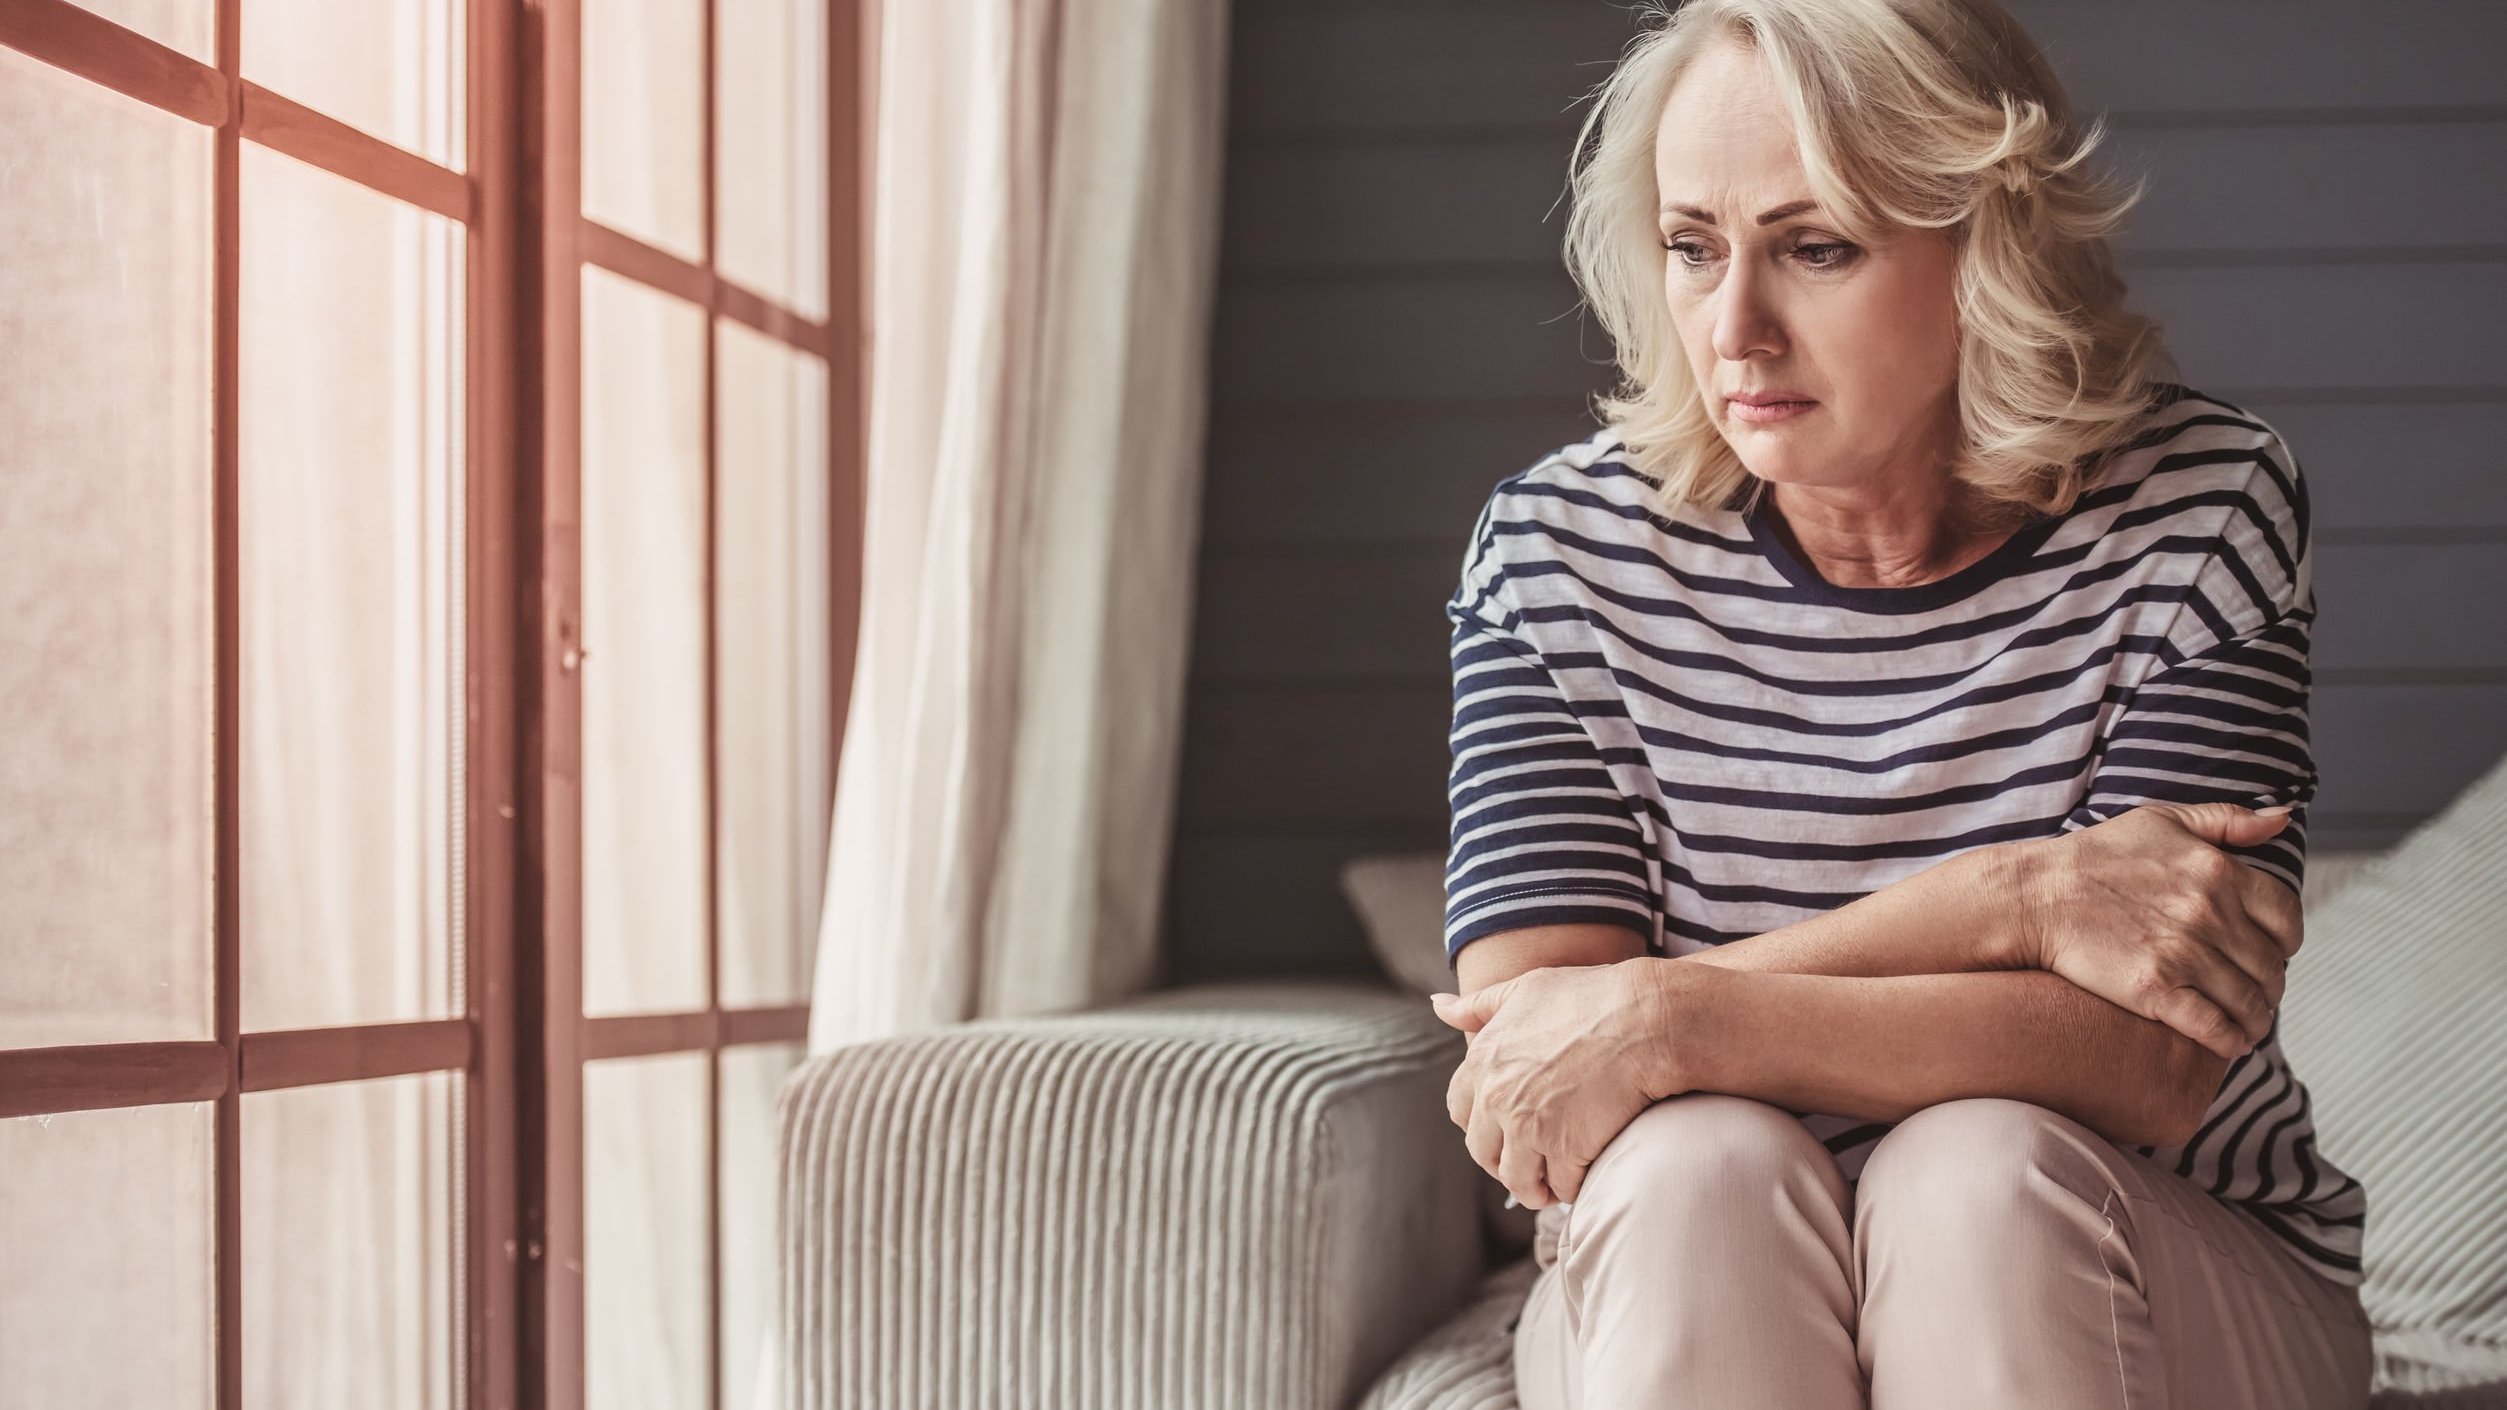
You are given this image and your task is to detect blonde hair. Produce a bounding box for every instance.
[1562,0,2172,523]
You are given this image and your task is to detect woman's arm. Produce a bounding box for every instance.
[1453,922,1646,995]
[1644,959,2225,1148]
[1447,843,2216,1145]
[1672,842,2033,977]
[1452,840,2029,999]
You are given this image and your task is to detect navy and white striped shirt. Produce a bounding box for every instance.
[1441,382,2366,1285]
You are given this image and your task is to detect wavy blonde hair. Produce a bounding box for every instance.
[1563,0,2172,523]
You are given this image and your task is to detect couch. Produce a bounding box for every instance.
[776,751,2507,1408]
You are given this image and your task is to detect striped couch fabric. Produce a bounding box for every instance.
[2280,759,2507,1407]
[776,983,1487,1409]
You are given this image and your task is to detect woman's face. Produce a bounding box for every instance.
[1652,40,1964,499]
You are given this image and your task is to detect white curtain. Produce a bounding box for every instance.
[804,0,1234,1051]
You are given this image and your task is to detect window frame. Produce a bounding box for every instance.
[0,0,866,1405]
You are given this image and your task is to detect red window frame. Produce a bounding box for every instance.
[0,1,867,1405]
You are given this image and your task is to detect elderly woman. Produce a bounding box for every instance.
[1427,0,2373,1406]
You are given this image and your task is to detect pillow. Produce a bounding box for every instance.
[1340,853,1451,998]
[2278,749,2507,1398]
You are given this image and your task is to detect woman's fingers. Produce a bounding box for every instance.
[2178,937,2276,1046]
[1454,1051,1557,1207]
[2193,900,2288,1021]
[2153,982,2251,1061]
[1445,1060,1475,1130]
[1499,1134,1555,1209]
[1464,1095,1506,1186]
[1549,1157,1589,1204]
[2234,864,2306,960]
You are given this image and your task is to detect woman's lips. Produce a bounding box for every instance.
[1728,396,1818,424]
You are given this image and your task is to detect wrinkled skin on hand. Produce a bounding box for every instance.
[1430,958,1704,1209]
[2018,801,2305,1060]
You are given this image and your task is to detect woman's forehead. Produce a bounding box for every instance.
[1655,124,1811,217]
[1654,45,1809,200]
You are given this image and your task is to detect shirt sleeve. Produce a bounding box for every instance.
[1441,493,1657,968]
[2059,431,2318,896]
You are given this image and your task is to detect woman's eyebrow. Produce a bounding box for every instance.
[1658,199,1821,226]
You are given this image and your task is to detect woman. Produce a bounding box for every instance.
[1428,1,2373,1406]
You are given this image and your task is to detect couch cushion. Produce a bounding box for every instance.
[2280,750,2507,1401]
[1353,1256,1536,1410]
[1342,853,1452,999]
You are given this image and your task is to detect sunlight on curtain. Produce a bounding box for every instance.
[580,265,711,1017]
[242,1073,461,1408]
[716,320,833,1010]
[239,143,465,1036]
[581,0,705,259]
[49,0,209,60]
[0,1104,215,1408]
[585,1052,712,1409]
[246,0,464,169]
[0,45,214,1053]
[714,0,829,318]
[232,135,467,1410]
[719,1042,804,1410]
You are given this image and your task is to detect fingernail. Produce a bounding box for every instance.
[1429,992,1456,1008]
[2254,804,2292,817]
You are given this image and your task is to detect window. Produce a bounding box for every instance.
[0,0,864,1405]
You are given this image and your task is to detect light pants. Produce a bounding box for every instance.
[1512,1094,2373,1410]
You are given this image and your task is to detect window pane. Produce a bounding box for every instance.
[586,1052,710,1410]
[715,0,828,318]
[239,144,466,1033]
[720,1041,803,1410]
[245,0,465,171]
[55,0,211,60]
[0,1102,215,1408]
[0,48,214,1049]
[715,322,831,1009]
[581,0,704,260]
[582,267,709,1015]
[243,1072,462,1410]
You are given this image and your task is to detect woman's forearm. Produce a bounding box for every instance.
[1678,842,2038,978]
[1645,959,2219,1148]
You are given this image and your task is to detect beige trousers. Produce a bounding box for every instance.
[1512,1094,2373,1410]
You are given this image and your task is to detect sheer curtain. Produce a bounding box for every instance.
[804,0,1234,1051]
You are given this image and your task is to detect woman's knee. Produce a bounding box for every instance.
[1573,1093,1837,1219]
[1857,1097,2112,1238]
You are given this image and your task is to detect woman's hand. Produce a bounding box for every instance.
[2013,802,2306,1060]
[1428,959,1708,1209]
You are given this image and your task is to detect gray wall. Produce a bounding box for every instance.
[1164,0,2507,983]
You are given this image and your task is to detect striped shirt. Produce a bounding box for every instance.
[1440,382,2367,1285]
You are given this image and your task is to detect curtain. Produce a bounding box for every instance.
[804,0,1234,1051]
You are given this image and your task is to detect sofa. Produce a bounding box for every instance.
[776,750,2507,1408]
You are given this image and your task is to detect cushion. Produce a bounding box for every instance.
[1342,853,1453,998]
[1352,1256,1538,1410]
[1341,853,1537,1260]
[2280,749,2507,1401]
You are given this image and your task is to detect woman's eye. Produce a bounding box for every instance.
[1795,241,1857,269]
[1663,238,1715,267]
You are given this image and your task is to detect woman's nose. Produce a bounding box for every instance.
[1710,261,1784,363]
